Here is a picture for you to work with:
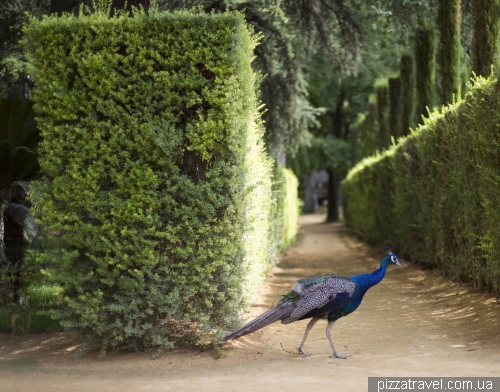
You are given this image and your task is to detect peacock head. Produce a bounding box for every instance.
[381,246,402,267]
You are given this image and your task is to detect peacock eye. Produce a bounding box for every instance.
[391,256,396,263]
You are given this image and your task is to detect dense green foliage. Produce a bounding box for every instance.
[415,27,437,120]
[0,88,41,307]
[0,0,49,93]
[358,103,379,158]
[437,0,462,104]
[375,83,390,150]
[270,165,299,254]
[0,282,62,333]
[399,54,415,136]
[24,9,274,352]
[354,53,414,160]
[388,76,402,140]
[342,75,500,295]
[471,0,500,77]
[159,0,368,157]
[288,136,351,179]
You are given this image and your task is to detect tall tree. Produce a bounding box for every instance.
[437,0,462,104]
[159,0,366,158]
[471,0,500,77]
[399,54,414,136]
[376,82,390,149]
[415,27,437,122]
[359,102,379,158]
[388,76,402,140]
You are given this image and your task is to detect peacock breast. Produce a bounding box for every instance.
[327,288,364,321]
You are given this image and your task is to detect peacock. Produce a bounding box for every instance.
[221,246,401,358]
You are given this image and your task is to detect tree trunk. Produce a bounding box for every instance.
[326,169,339,222]
[332,89,345,139]
[303,174,317,213]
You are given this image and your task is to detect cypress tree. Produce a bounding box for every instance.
[415,27,437,122]
[472,0,500,77]
[399,54,415,136]
[376,83,390,149]
[388,76,402,140]
[360,102,379,158]
[437,0,461,104]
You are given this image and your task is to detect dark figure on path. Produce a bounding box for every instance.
[221,247,402,358]
[316,183,325,213]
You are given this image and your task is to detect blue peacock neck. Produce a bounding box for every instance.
[351,262,388,294]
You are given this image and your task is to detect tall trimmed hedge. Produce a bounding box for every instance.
[24,10,273,352]
[270,164,299,255]
[342,75,500,295]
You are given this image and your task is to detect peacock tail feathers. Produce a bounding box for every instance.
[220,301,295,342]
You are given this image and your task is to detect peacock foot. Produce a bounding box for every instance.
[297,347,312,356]
[329,352,352,359]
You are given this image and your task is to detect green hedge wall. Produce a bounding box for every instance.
[270,164,299,255]
[24,9,273,352]
[342,75,500,295]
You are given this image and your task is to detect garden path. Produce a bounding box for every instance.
[1,214,500,391]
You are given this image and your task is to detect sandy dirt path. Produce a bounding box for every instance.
[1,214,500,391]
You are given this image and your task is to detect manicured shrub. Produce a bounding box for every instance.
[270,164,299,255]
[342,75,500,295]
[24,9,273,352]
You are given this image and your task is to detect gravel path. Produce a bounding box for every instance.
[1,214,500,391]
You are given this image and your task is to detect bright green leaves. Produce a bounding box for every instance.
[25,10,274,352]
[343,75,500,296]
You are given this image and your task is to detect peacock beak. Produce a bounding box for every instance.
[396,259,402,267]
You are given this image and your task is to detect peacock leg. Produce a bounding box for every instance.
[297,317,320,356]
[326,320,351,359]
